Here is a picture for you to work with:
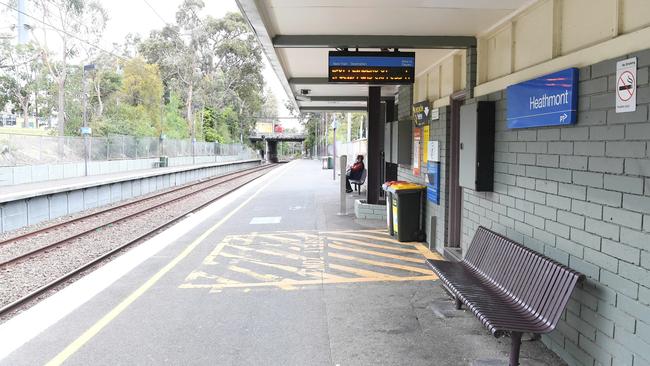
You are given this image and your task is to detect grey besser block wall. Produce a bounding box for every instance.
[395,84,451,254]
[0,160,261,235]
[461,49,650,366]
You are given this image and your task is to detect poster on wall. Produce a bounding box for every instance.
[426,161,440,204]
[412,101,431,127]
[616,57,637,113]
[412,127,421,176]
[422,125,430,164]
[428,140,439,162]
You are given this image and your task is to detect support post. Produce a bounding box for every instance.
[339,155,347,215]
[82,68,88,176]
[509,331,523,366]
[367,86,381,204]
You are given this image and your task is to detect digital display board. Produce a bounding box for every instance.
[328,51,415,84]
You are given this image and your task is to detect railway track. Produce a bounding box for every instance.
[0,163,278,317]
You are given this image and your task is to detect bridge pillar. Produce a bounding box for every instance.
[266,140,278,163]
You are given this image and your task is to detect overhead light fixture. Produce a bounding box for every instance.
[296,89,311,102]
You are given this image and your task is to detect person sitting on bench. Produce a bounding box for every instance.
[345,155,365,193]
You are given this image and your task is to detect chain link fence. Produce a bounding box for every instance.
[0,133,256,167]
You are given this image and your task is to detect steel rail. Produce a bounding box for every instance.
[0,163,265,250]
[0,164,274,267]
[0,164,277,317]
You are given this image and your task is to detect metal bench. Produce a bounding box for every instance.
[349,169,367,193]
[426,226,585,366]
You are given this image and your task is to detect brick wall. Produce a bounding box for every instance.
[396,85,451,253]
[462,49,650,366]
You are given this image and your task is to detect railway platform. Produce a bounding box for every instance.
[0,159,262,235]
[0,160,565,365]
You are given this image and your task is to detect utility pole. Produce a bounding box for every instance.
[17,0,28,44]
[324,113,329,158]
[347,112,352,142]
[331,116,338,180]
[81,64,95,176]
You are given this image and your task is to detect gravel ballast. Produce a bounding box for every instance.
[0,165,275,313]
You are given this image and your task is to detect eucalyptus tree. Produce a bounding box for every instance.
[29,0,108,135]
[0,42,42,127]
[140,1,266,142]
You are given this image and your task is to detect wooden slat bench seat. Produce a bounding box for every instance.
[426,226,585,366]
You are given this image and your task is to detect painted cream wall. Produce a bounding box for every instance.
[512,0,554,71]
[621,0,650,32]
[476,0,650,96]
[485,25,513,81]
[560,0,617,54]
[413,50,466,106]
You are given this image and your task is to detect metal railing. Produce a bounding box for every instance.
[0,133,256,167]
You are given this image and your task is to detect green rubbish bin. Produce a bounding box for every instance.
[159,155,169,168]
[322,156,334,169]
[384,181,426,242]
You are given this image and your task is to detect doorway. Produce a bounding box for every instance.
[447,91,467,252]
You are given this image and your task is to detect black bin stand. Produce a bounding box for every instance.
[385,190,394,236]
[383,183,426,242]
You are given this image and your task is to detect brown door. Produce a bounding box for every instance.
[448,91,466,248]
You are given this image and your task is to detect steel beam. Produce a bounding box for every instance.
[235,0,299,111]
[273,35,476,49]
[300,106,368,112]
[289,77,329,85]
[303,96,394,102]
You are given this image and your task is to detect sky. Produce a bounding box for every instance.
[1,0,299,129]
[100,0,297,128]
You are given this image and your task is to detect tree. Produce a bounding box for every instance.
[0,42,42,127]
[119,58,163,113]
[91,58,163,137]
[139,6,266,144]
[163,93,190,139]
[30,0,108,135]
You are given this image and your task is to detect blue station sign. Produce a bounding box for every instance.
[506,68,579,129]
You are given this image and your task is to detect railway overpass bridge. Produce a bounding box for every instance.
[248,133,306,162]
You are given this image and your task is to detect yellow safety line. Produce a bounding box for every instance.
[325,236,420,254]
[328,252,433,275]
[237,259,341,280]
[320,229,386,234]
[177,275,437,290]
[327,263,399,279]
[183,270,242,285]
[228,265,282,282]
[228,245,311,262]
[412,242,444,260]
[255,233,303,243]
[45,163,291,366]
[326,231,410,245]
[328,243,424,264]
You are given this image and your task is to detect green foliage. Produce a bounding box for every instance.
[162,94,190,139]
[0,75,18,111]
[201,106,238,143]
[93,103,155,137]
[2,2,268,145]
[119,58,163,111]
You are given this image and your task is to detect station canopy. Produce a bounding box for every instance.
[235,0,533,113]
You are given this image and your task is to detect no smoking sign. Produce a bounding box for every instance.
[616,57,637,113]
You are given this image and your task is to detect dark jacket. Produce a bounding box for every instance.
[348,162,364,180]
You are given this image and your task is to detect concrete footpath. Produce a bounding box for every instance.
[0,159,565,365]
